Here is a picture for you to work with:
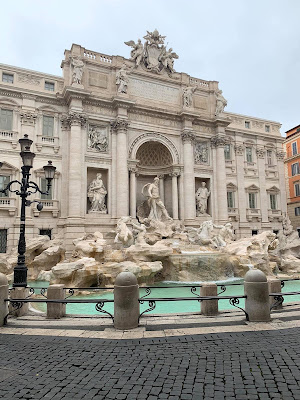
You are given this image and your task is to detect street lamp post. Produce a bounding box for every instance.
[0,134,56,287]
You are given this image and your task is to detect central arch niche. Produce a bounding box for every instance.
[136,141,173,167]
[135,141,175,217]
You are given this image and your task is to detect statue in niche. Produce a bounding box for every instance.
[194,142,208,164]
[87,173,107,213]
[71,57,84,84]
[196,182,211,216]
[137,177,172,221]
[88,126,108,152]
[183,86,196,107]
[215,89,227,117]
[116,63,129,94]
[124,39,144,67]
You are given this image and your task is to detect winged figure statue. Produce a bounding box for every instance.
[159,47,179,74]
[124,39,144,67]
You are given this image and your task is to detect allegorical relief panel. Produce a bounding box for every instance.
[129,78,180,104]
[87,125,108,152]
[194,141,209,165]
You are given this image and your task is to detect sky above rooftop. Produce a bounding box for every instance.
[2,0,299,135]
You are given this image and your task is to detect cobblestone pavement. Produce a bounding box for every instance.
[1,328,300,400]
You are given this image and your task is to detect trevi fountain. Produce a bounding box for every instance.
[1,176,300,291]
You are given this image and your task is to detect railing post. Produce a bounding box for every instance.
[200,283,218,316]
[47,284,66,319]
[0,273,8,326]
[9,287,29,317]
[268,278,282,310]
[244,269,270,322]
[114,272,140,330]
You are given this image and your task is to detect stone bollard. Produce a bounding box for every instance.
[114,272,140,330]
[9,287,29,317]
[47,284,66,319]
[200,283,218,316]
[268,278,282,310]
[0,273,9,326]
[244,269,270,322]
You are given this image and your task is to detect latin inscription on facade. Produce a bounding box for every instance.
[129,78,180,104]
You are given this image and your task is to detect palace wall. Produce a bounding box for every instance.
[0,39,286,253]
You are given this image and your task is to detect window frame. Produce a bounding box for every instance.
[246,146,253,163]
[248,192,256,209]
[295,207,300,216]
[295,183,300,197]
[44,81,55,91]
[266,149,272,166]
[0,229,7,253]
[245,121,250,129]
[2,72,14,84]
[265,125,270,133]
[227,191,234,208]
[0,175,10,198]
[270,194,277,210]
[224,144,231,160]
[0,108,13,131]
[42,115,54,137]
[292,142,298,156]
[291,162,300,176]
[40,177,53,200]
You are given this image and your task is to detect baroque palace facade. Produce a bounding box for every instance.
[0,30,286,253]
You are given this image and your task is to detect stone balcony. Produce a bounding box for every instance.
[33,199,59,217]
[268,209,283,222]
[246,208,262,222]
[0,130,18,148]
[0,197,17,215]
[35,135,60,154]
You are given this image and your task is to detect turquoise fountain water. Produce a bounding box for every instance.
[29,279,300,316]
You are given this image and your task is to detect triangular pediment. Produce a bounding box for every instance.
[245,184,260,192]
[267,185,280,193]
[227,182,237,190]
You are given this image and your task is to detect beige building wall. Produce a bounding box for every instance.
[0,41,286,253]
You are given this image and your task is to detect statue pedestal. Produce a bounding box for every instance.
[88,210,107,215]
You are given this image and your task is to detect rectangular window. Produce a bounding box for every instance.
[45,81,55,91]
[292,163,300,176]
[265,125,270,132]
[245,121,250,129]
[270,194,276,210]
[298,228,300,238]
[0,229,7,253]
[295,183,300,197]
[292,142,298,155]
[0,109,13,131]
[246,147,253,163]
[0,175,10,198]
[227,191,234,208]
[39,229,52,239]
[40,178,52,200]
[224,144,231,160]
[2,73,13,84]
[295,207,300,216]
[267,150,272,166]
[249,192,256,209]
[252,230,258,236]
[42,116,54,137]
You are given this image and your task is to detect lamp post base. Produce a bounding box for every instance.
[13,265,28,288]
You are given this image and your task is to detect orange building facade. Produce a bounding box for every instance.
[284,124,300,234]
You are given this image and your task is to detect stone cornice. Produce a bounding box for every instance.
[213,116,231,129]
[112,96,135,110]
[62,86,91,104]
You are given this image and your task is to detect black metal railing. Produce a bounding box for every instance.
[138,295,248,322]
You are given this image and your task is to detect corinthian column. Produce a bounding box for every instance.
[181,131,196,220]
[170,172,179,220]
[256,147,269,224]
[129,167,137,218]
[111,118,129,217]
[62,112,87,218]
[276,150,287,214]
[211,134,228,224]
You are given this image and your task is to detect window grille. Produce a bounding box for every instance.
[0,229,7,253]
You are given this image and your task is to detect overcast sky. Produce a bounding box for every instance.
[1,0,299,135]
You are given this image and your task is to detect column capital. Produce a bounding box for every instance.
[234,143,244,155]
[181,131,195,143]
[210,134,228,148]
[169,172,180,177]
[110,118,129,133]
[276,150,285,160]
[61,112,87,128]
[128,166,138,175]
[256,147,266,159]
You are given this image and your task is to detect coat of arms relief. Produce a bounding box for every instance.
[125,29,179,76]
